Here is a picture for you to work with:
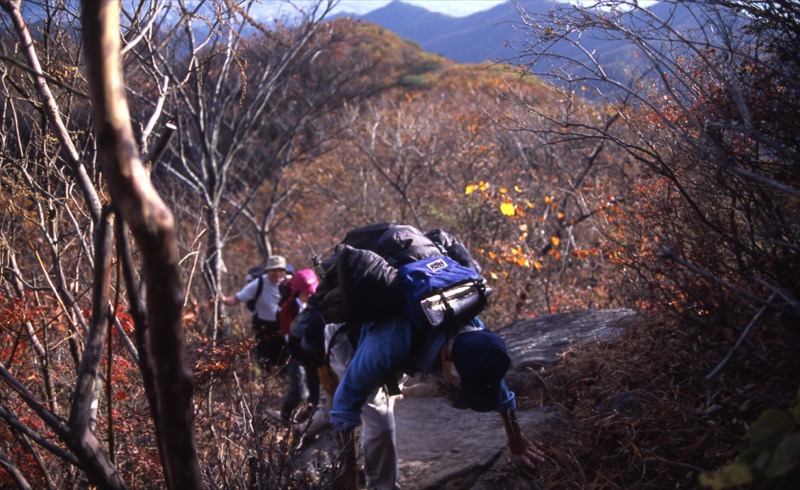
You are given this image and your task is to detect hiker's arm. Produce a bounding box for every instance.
[500,410,545,469]
[221,294,239,305]
[222,278,260,306]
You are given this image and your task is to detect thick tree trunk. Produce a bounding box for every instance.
[79,2,202,489]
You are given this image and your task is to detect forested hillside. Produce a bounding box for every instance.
[0,1,797,488]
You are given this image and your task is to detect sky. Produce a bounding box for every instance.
[252,0,659,23]
[253,0,511,21]
[330,0,508,17]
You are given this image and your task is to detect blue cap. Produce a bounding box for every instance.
[451,329,511,412]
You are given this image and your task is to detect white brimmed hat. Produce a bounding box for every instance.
[264,255,287,271]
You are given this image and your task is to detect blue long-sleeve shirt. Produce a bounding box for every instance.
[330,314,516,431]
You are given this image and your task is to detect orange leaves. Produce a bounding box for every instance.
[193,338,255,387]
[571,248,598,259]
[508,245,530,268]
[514,256,530,267]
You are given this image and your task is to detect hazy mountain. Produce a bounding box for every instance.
[336,0,700,67]
[351,0,554,63]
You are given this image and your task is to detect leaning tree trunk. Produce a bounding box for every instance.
[79,2,202,489]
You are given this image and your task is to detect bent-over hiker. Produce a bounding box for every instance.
[304,222,544,490]
[329,315,545,489]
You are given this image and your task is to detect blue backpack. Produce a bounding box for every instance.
[313,223,491,328]
[397,255,490,329]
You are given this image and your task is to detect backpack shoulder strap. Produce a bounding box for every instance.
[254,275,264,301]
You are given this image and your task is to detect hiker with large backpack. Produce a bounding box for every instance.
[301,223,544,489]
[222,255,289,369]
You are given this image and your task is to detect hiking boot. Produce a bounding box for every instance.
[294,403,315,424]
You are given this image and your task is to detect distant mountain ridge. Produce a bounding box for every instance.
[334,0,697,67]
[335,0,550,63]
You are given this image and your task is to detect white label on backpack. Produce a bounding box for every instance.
[426,258,448,272]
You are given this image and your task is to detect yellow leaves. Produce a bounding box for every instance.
[533,261,542,271]
[550,236,560,247]
[500,202,516,216]
[544,195,554,204]
[489,271,498,280]
[465,181,490,195]
[698,463,753,489]
[499,187,508,194]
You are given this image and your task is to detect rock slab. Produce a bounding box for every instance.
[395,397,558,490]
[497,308,639,368]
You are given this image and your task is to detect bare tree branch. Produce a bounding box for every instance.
[0,0,102,222]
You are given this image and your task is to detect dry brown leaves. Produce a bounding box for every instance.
[521,314,799,489]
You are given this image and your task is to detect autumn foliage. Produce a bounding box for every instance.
[0,0,798,488]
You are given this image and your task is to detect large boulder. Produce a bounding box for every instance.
[497,308,639,369]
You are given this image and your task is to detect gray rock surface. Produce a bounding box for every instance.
[395,397,558,489]
[497,308,639,368]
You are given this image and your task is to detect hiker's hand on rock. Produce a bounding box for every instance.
[507,433,546,470]
[501,411,545,470]
[333,430,358,490]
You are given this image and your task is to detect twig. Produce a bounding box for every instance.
[660,246,776,310]
[705,291,779,405]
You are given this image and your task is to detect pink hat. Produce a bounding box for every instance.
[291,269,319,296]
